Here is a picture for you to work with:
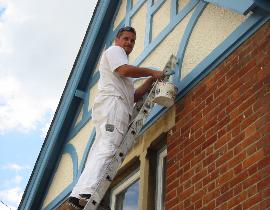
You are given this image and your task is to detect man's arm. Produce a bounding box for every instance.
[134,77,155,102]
[115,64,164,80]
[115,64,164,102]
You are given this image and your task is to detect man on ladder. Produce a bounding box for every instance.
[67,26,165,210]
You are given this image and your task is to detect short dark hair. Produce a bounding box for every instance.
[116,26,136,38]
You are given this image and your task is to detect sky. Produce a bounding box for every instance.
[0,0,98,209]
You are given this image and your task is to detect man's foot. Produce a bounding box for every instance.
[80,194,91,199]
[67,197,84,210]
[79,194,91,206]
[78,194,110,210]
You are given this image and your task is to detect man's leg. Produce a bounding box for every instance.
[70,121,123,200]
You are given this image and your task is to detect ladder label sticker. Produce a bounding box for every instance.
[105,124,115,132]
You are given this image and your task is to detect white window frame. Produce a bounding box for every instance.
[156,147,167,210]
[110,170,140,210]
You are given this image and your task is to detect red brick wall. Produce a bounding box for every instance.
[166,22,270,210]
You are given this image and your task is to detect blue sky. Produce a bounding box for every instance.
[0,0,97,209]
[0,6,5,16]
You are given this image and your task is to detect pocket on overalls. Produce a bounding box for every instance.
[104,96,129,134]
[115,98,129,135]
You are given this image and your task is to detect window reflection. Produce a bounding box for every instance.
[115,180,139,210]
[111,171,140,210]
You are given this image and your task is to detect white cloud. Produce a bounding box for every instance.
[40,120,51,139]
[0,201,16,210]
[0,175,24,188]
[0,0,98,135]
[0,187,23,205]
[12,176,23,185]
[1,163,30,172]
[0,74,54,133]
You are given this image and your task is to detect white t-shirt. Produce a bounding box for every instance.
[96,45,135,115]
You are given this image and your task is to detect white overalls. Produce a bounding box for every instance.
[71,46,134,198]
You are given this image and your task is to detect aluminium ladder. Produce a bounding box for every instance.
[83,55,177,210]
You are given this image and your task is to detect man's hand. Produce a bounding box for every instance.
[151,70,165,81]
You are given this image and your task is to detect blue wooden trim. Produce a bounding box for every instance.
[174,1,207,83]
[129,0,145,18]
[133,0,199,66]
[70,70,99,134]
[150,0,164,14]
[42,130,96,210]
[74,89,86,99]
[110,20,125,42]
[78,129,96,175]
[125,0,132,26]
[63,144,79,179]
[254,0,270,14]
[204,0,254,15]
[139,6,269,138]
[175,13,269,100]
[66,1,125,142]
[68,65,98,140]
[82,71,97,121]
[21,0,270,208]
[105,1,123,47]
[42,183,73,210]
[89,72,100,88]
[18,1,115,209]
[176,0,180,13]
[40,143,78,210]
[69,102,84,130]
[68,112,92,140]
[145,0,153,46]
[83,93,90,119]
[171,0,177,21]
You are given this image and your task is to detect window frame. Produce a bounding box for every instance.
[110,170,140,210]
[156,147,167,210]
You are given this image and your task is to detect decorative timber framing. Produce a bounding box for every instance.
[19,0,270,209]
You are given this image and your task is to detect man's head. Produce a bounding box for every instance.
[115,26,136,55]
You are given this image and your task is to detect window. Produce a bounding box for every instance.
[110,170,140,210]
[156,148,167,210]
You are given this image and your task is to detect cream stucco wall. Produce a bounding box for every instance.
[69,121,94,168]
[140,8,194,69]
[129,2,147,64]
[113,0,127,30]
[42,121,94,207]
[152,0,171,40]
[42,154,73,209]
[132,0,138,6]
[93,47,105,74]
[75,105,83,126]
[178,0,190,12]
[88,83,98,112]
[181,3,246,78]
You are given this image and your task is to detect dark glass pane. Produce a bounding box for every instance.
[115,179,139,210]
